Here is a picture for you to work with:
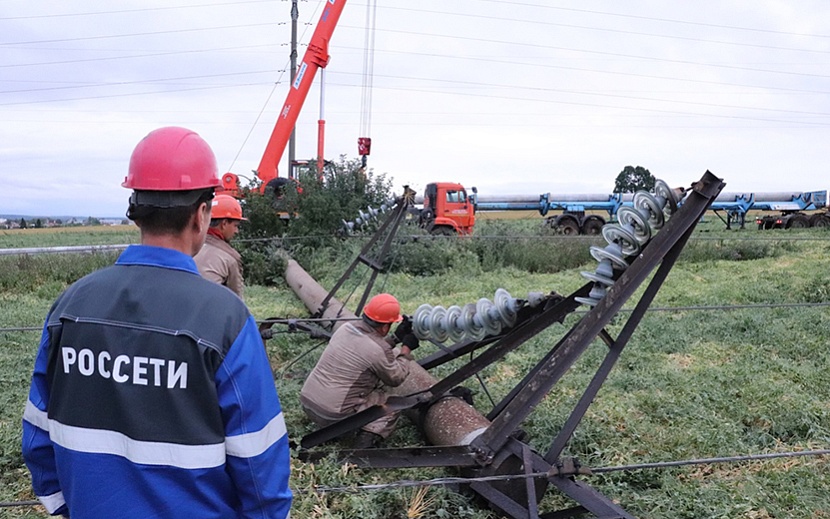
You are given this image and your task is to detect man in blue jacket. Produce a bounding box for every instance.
[22,126,292,518]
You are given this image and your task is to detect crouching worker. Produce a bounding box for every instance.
[300,293,420,449]
[194,193,246,298]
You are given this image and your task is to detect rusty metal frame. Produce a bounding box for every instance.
[298,172,725,519]
[317,187,415,318]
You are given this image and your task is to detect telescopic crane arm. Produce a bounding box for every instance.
[221,0,347,195]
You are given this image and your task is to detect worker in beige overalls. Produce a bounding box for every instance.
[300,293,420,448]
[194,194,246,298]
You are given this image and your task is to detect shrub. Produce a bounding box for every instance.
[385,234,480,277]
[290,239,363,282]
[800,272,830,303]
[281,156,393,242]
[235,155,394,285]
[0,252,119,293]
[678,239,786,263]
[239,243,288,286]
[448,220,596,273]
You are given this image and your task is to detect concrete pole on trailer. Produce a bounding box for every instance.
[283,258,490,446]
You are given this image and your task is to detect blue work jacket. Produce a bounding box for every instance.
[23,245,292,518]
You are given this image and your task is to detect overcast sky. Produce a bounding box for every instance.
[2,0,830,216]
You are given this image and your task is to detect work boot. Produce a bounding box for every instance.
[352,430,383,449]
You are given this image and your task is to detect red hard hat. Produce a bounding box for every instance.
[123,127,221,191]
[211,194,247,221]
[363,293,403,324]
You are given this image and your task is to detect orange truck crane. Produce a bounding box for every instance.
[220,0,348,198]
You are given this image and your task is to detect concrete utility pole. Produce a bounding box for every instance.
[287,0,299,179]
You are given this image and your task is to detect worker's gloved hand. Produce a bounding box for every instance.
[401,333,420,351]
[393,316,413,343]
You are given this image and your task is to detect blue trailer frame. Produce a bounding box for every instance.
[471,189,828,232]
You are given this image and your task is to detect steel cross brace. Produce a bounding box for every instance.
[459,171,724,517]
[473,172,724,456]
[469,437,633,519]
[317,187,415,318]
[299,172,724,518]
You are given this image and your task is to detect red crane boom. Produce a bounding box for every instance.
[221,0,347,196]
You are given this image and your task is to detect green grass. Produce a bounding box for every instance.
[1,223,830,517]
[0,226,139,249]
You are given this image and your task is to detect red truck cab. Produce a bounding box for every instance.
[422,182,475,235]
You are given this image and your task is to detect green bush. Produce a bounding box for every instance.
[235,156,394,285]
[0,252,119,293]
[238,244,288,286]
[679,239,789,263]
[800,272,830,303]
[290,239,362,282]
[282,156,393,241]
[385,234,480,277]
[472,235,596,273]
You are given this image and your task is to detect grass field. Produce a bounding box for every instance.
[0,225,139,249]
[1,222,829,518]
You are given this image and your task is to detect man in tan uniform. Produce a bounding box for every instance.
[194,194,246,298]
[300,293,420,448]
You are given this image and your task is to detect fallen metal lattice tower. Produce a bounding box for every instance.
[292,171,725,519]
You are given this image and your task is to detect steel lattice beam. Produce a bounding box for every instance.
[291,172,725,519]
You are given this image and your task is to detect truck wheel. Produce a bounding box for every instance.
[581,217,605,235]
[557,219,580,235]
[430,226,455,236]
[809,214,830,228]
[787,215,810,229]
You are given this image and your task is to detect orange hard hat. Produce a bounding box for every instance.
[123,127,221,192]
[211,194,247,221]
[363,293,403,324]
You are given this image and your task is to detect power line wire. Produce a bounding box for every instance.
[12,66,830,120]
[0,43,280,69]
[4,301,830,334]
[5,8,825,79]
[301,449,830,494]
[373,6,830,55]
[320,81,830,128]
[477,0,830,39]
[7,41,827,101]
[1,450,827,508]
[0,22,281,47]
[333,71,830,118]
[0,70,281,95]
[0,81,269,107]
[0,0,275,20]
[343,26,830,80]
[7,4,825,56]
[332,46,830,96]
[7,74,828,127]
